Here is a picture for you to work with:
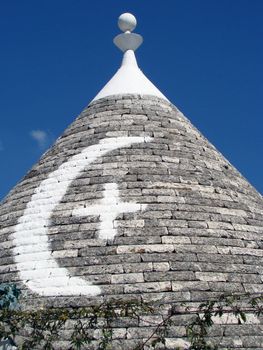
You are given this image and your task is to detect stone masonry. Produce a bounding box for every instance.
[1,94,263,349]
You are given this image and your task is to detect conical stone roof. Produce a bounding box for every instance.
[1,13,263,350]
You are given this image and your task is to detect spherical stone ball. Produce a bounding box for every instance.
[118,13,137,32]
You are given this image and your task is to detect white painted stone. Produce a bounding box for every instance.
[12,136,151,296]
[93,50,168,102]
[73,182,145,240]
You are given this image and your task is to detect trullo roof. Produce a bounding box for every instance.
[0,12,263,350]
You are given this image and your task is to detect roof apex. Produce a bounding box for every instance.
[92,13,169,102]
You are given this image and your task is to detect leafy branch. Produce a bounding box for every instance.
[0,284,263,350]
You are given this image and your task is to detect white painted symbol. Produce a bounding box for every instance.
[12,136,151,296]
[73,183,145,240]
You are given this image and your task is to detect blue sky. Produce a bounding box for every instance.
[0,0,262,200]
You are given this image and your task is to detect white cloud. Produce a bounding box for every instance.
[30,130,49,149]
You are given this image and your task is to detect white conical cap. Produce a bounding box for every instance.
[92,13,169,102]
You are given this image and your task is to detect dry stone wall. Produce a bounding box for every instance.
[1,95,263,348]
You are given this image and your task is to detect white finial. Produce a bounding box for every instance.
[92,13,169,102]
[114,13,143,52]
[118,13,137,32]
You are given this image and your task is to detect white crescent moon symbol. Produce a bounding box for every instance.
[12,136,151,296]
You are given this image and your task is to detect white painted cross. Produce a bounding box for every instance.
[72,183,145,240]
